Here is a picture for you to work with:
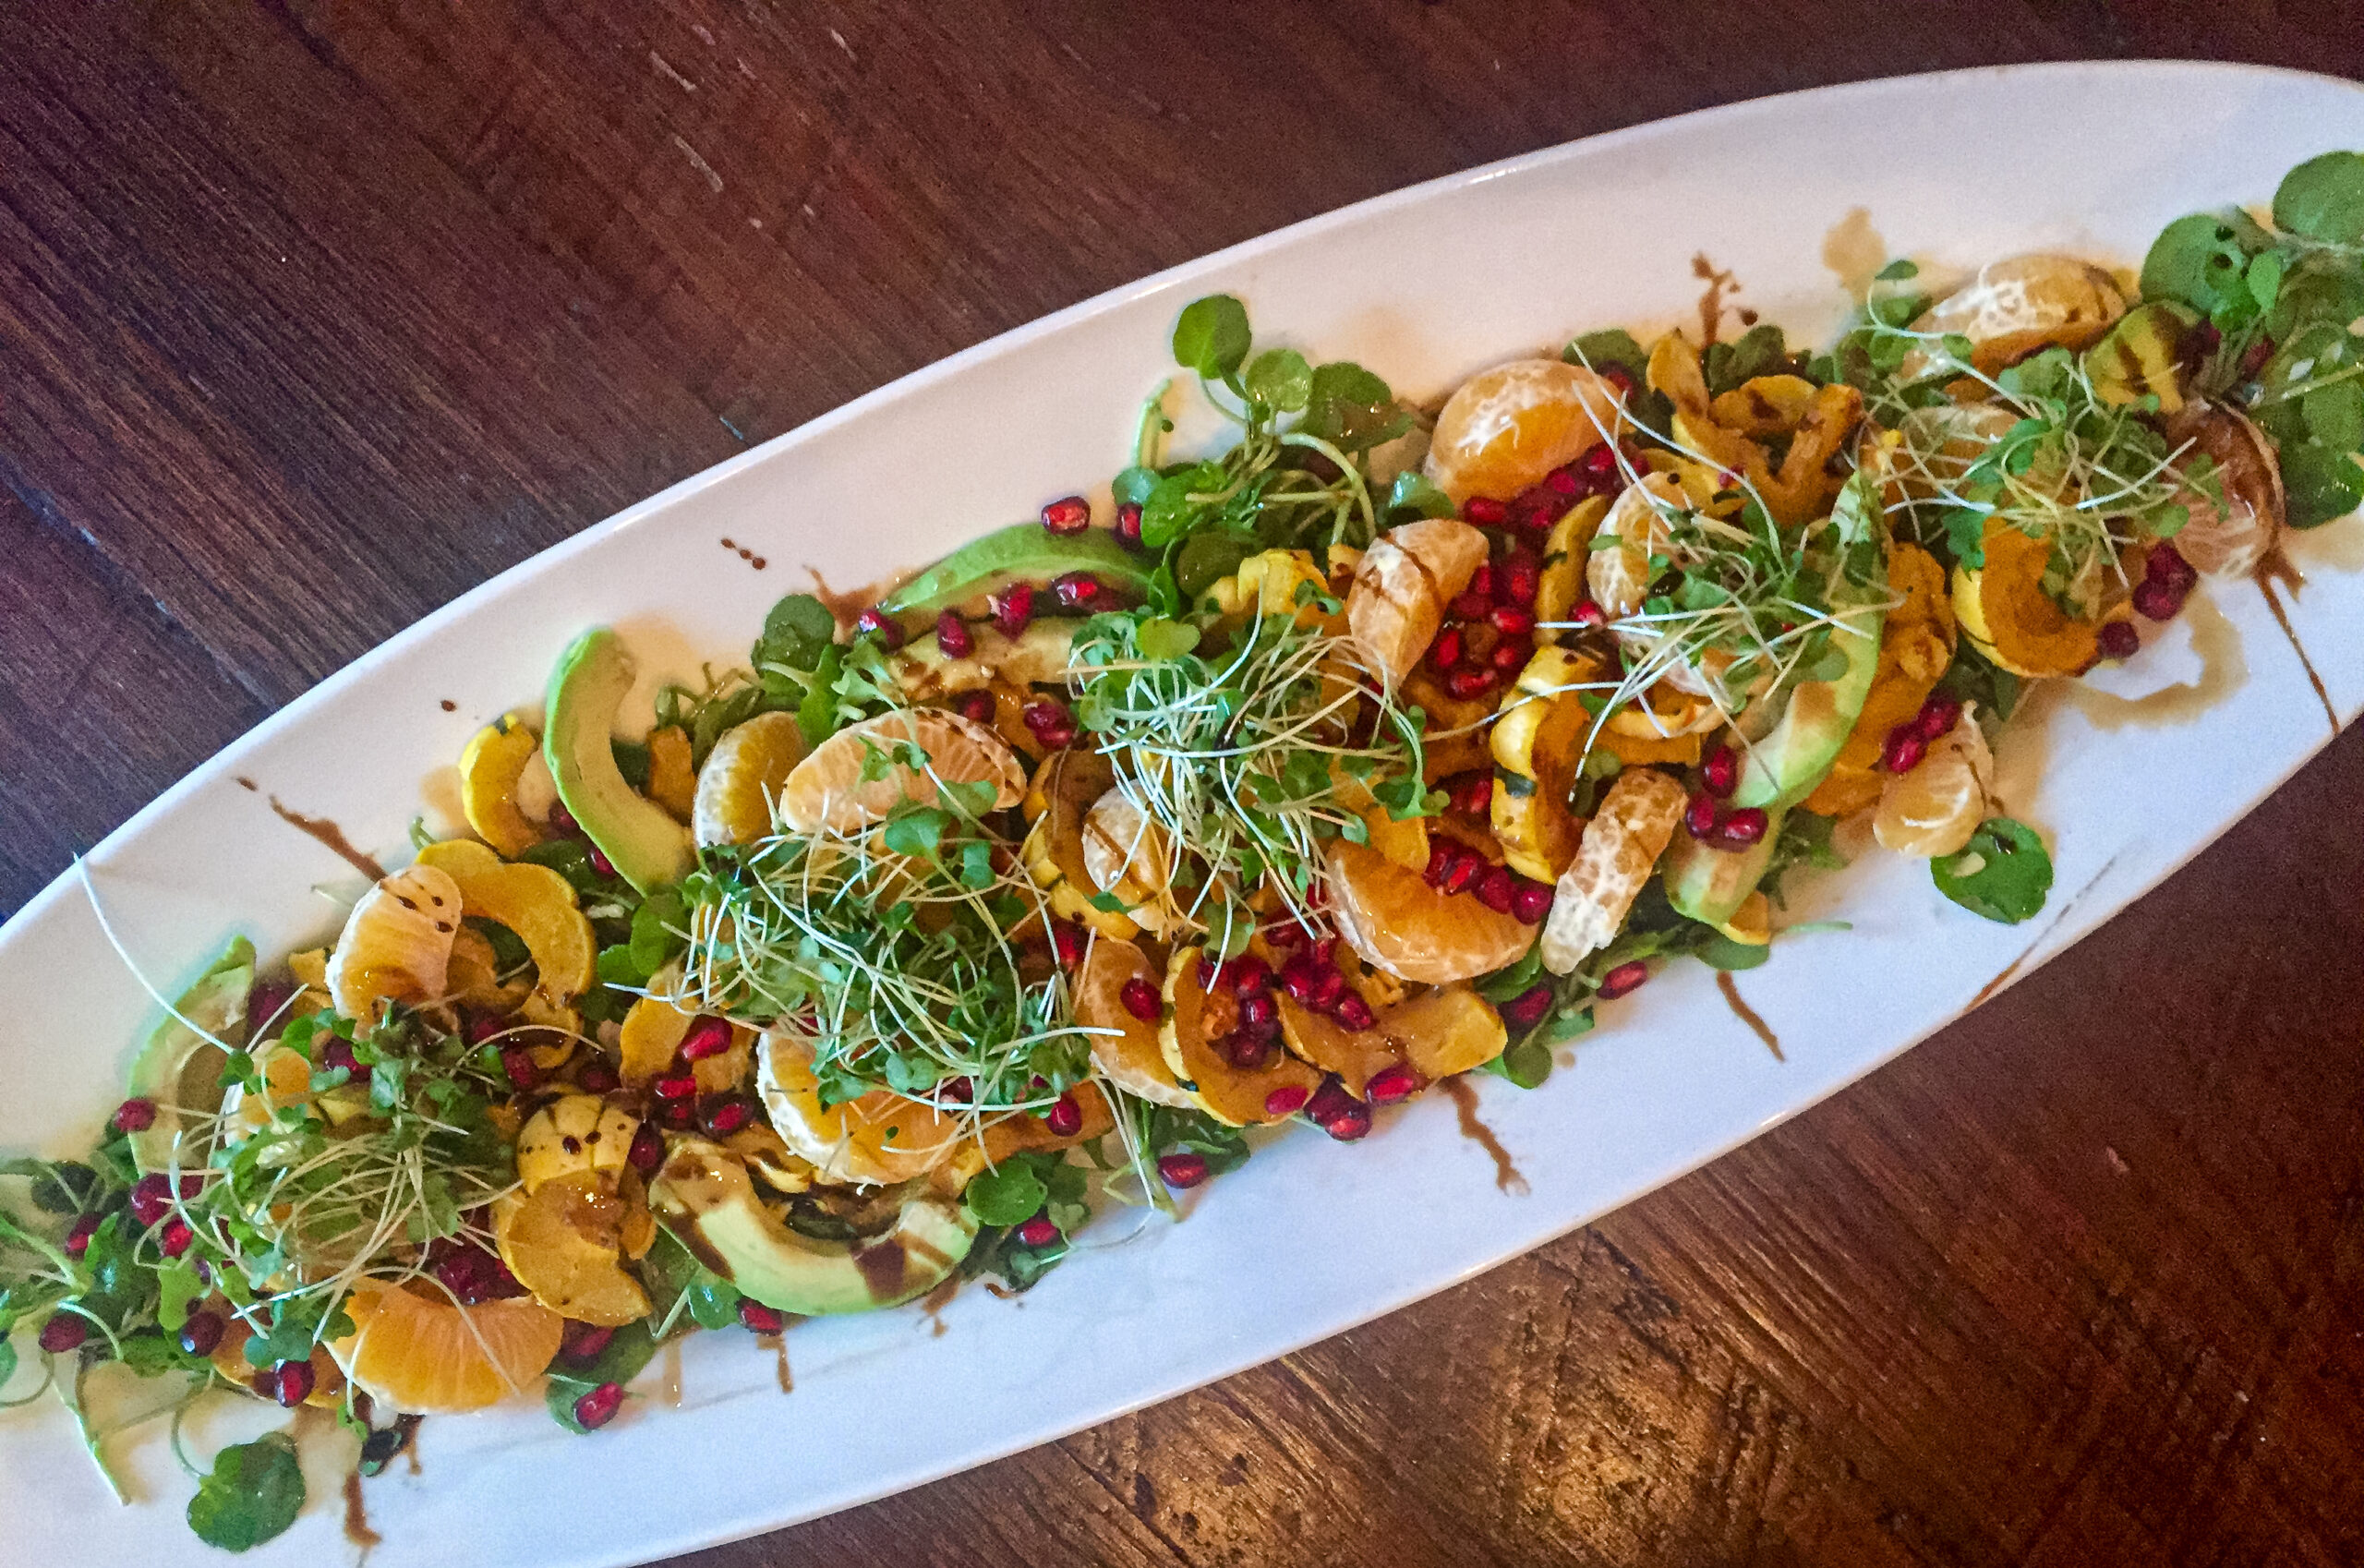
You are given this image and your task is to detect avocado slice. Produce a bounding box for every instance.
[2086,300,2201,415]
[876,523,1152,625]
[1730,586,1888,811]
[648,1137,978,1315]
[1661,808,1785,929]
[545,629,696,896]
[126,937,254,1175]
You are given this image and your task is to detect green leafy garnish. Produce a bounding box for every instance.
[1932,816,2054,923]
[186,1433,305,1552]
[545,1321,664,1433]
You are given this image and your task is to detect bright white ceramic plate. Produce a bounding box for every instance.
[4,59,2361,1568]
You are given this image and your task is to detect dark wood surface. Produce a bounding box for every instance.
[6,4,2363,1563]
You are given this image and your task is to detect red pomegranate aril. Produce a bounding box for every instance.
[1439,846,1485,897]
[1914,694,1963,742]
[992,582,1036,638]
[1703,744,1740,798]
[1332,992,1377,1031]
[1116,501,1145,549]
[1491,639,1528,673]
[653,1072,699,1102]
[949,691,995,729]
[561,1321,615,1365]
[246,979,295,1039]
[1685,792,1720,838]
[1581,443,1620,479]
[1365,1064,1425,1104]
[1717,807,1769,848]
[574,1058,620,1095]
[679,1017,735,1061]
[1881,728,1926,774]
[1228,955,1272,994]
[936,1076,975,1104]
[1490,604,1536,638]
[1237,993,1280,1033]
[1044,1093,1084,1139]
[1501,983,1555,1028]
[1119,976,1162,1022]
[853,608,904,649]
[1305,1078,1357,1127]
[2098,620,2141,659]
[178,1309,225,1358]
[572,1381,625,1431]
[160,1219,195,1259]
[737,1299,790,1334]
[1264,1084,1311,1118]
[1309,966,1348,1010]
[1476,864,1517,914]
[1157,1152,1210,1189]
[1264,920,1309,953]
[1449,588,1491,621]
[1510,880,1553,925]
[657,1098,696,1130]
[112,1097,156,1134]
[1500,553,1540,607]
[1462,496,1509,525]
[500,1047,540,1092]
[1447,771,1492,816]
[1050,920,1086,970]
[320,1039,361,1076]
[1051,571,1104,611]
[1598,960,1651,1001]
[270,1358,316,1407]
[1445,667,1499,701]
[1226,1031,1273,1070]
[702,1096,756,1138]
[1572,600,1607,629]
[935,610,973,659]
[2238,334,2277,379]
[129,1174,174,1228]
[1016,1213,1061,1248]
[1599,363,1638,400]
[1040,495,1092,534]
[38,1315,86,1354]
[64,1212,100,1259]
[1322,1102,1373,1140]
[627,1124,665,1174]
[2131,578,2186,621]
[1465,562,1495,601]
[2147,544,2198,590]
[1429,626,1464,672]
[1422,839,1460,887]
[1024,699,1079,750]
[586,842,618,877]
[1543,468,1581,499]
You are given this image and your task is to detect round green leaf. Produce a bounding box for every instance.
[2282,441,2364,528]
[1244,347,1312,413]
[1171,295,1251,380]
[1931,816,2053,924]
[2273,151,2364,247]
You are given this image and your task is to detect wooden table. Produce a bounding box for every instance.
[6,5,2362,1563]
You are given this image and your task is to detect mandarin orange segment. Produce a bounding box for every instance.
[493,1174,652,1328]
[1070,938,1191,1106]
[1322,839,1536,985]
[778,708,1023,836]
[333,1281,564,1415]
[1424,359,1627,503]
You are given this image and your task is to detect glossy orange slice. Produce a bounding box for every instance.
[332,1280,564,1415]
[778,707,1025,835]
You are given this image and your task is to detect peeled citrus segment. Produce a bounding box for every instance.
[1323,838,1536,985]
[1424,358,1627,503]
[693,711,810,848]
[458,714,547,858]
[754,1030,961,1186]
[1540,766,1687,975]
[493,1174,652,1329]
[1902,254,2126,379]
[1586,473,1686,621]
[778,708,1024,836]
[1345,517,1489,687]
[1020,748,1141,940]
[332,1281,564,1415]
[324,863,464,1022]
[1381,990,1506,1080]
[1079,787,1178,933]
[2165,403,2286,579]
[1071,937,1192,1107]
[1874,713,1993,858]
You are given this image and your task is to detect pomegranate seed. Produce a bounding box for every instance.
[935,611,974,659]
[657,1099,696,1130]
[1264,1084,1310,1118]
[702,1096,756,1138]
[1491,639,1529,673]
[1717,807,1768,848]
[1572,600,1606,628]
[1490,604,1536,637]
[1448,589,1490,621]
[1500,553,1540,607]
[2147,544,2198,590]
[1544,468,1581,499]
[738,1299,790,1334]
[1599,364,1638,399]
[319,1039,360,1075]
[561,1321,615,1365]
[245,979,295,1038]
[1598,960,1651,1001]
[1045,1093,1084,1139]
[1333,992,1377,1031]
[1323,1102,1373,1140]
[1040,495,1092,535]
[1439,845,1485,897]
[853,608,904,649]
[1263,921,1309,953]
[1226,1031,1273,1070]
[2238,334,2276,379]
[160,1219,195,1258]
[628,1124,665,1174]
[1501,983,1555,1028]
[1306,1078,1357,1126]
[1023,699,1079,750]
[947,691,995,730]
[38,1316,86,1354]
[1581,443,1620,479]
[2098,620,2140,659]
[178,1309,225,1357]
[937,1076,975,1104]
[1158,1152,1210,1188]
[1511,880,1553,925]
[1051,571,1104,611]
[129,1174,173,1228]
[1449,771,1493,816]
[679,1017,734,1062]
[1462,496,1508,525]
[1466,563,1495,602]
[1016,1213,1061,1248]
[1445,666,1499,700]
[1280,956,1325,1002]
[270,1358,316,1407]
[1116,502,1145,549]
[180,1174,204,1200]
[1476,864,1517,913]
[464,1013,504,1046]
[653,1072,699,1102]
[1914,694,1963,742]
[1365,1064,1425,1104]
[1685,792,1720,838]
[1238,994,1279,1032]
[1703,745,1739,798]
[1120,977,1162,1022]
[500,1047,540,1091]
[586,842,618,876]
[572,1381,625,1430]
[2131,578,2186,621]
[1050,920,1086,970]
[991,582,1036,638]
[1429,625,1464,671]
[1226,956,1272,994]
[575,1058,620,1094]
[64,1212,100,1258]
[1881,728,1926,774]
[1309,967,1348,1009]
[112,1097,156,1134]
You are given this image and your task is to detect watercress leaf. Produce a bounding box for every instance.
[1244,347,1313,413]
[2140,214,2251,313]
[1172,295,1252,380]
[1932,816,2054,923]
[1141,461,1228,549]
[1691,933,1772,971]
[964,1159,1049,1227]
[2302,379,2364,453]
[1875,258,1920,282]
[796,643,845,748]
[187,1432,306,1552]
[881,807,952,860]
[2246,248,2286,314]
[1485,1032,1553,1087]
[1383,470,1456,524]
[2282,441,2364,528]
[609,739,650,790]
[1564,328,1648,378]
[756,594,838,672]
[2273,151,2364,247]
[1302,361,1407,452]
[1172,530,1256,598]
[1703,324,1790,396]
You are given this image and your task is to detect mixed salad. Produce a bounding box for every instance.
[6,150,2362,1551]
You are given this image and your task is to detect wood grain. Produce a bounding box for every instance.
[3,3,2361,1563]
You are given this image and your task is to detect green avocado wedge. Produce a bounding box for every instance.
[1661,809,1785,930]
[545,629,696,896]
[126,937,254,1175]
[647,1137,978,1316]
[875,523,1152,625]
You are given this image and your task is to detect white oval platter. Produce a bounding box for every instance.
[2,58,2360,1568]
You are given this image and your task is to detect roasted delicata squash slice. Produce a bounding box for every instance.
[1021,747,1144,940]
[458,713,548,858]
[1951,518,2105,679]
[1532,495,1610,642]
[515,1094,641,1193]
[1159,945,1321,1127]
[1204,548,1337,632]
[888,617,1079,701]
[1490,645,1604,882]
[416,839,596,1014]
[494,1171,652,1328]
[1648,332,1863,527]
